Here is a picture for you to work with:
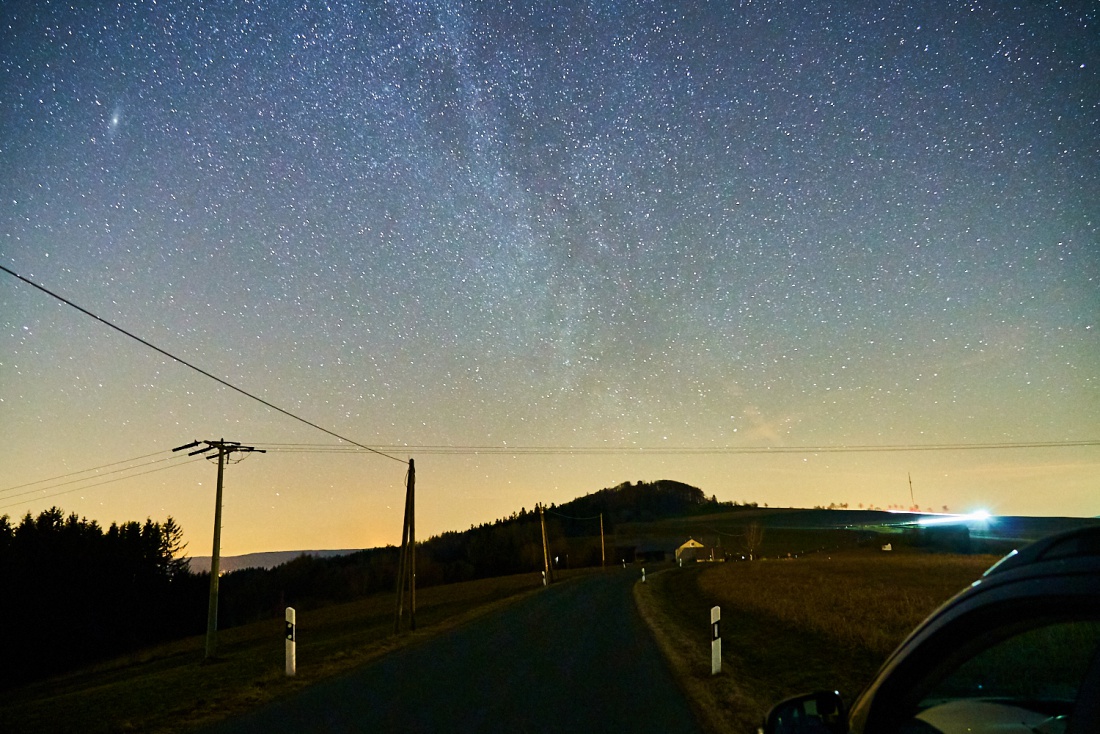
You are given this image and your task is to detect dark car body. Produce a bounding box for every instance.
[762,527,1100,734]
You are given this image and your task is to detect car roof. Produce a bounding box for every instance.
[981,525,1100,578]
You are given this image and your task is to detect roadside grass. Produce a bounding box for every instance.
[0,571,558,734]
[635,549,999,734]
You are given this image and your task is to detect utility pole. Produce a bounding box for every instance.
[539,504,554,584]
[208,443,227,659]
[600,512,606,569]
[174,439,264,660]
[394,459,416,633]
[409,458,415,630]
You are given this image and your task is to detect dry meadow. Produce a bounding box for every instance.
[635,549,999,733]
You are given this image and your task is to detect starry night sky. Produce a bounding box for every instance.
[2,1,1098,555]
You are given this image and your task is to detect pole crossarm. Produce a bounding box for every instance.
[174,439,265,459]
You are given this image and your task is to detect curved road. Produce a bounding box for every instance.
[198,569,702,733]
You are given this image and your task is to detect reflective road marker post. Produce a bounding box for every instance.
[285,607,296,676]
[711,606,721,675]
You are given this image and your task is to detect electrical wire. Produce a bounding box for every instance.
[0,452,194,501]
[7,269,1094,469]
[247,440,1100,456]
[0,264,406,465]
[705,526,748,538]
[0,449,173,494]
[0,456,208,512]
[545,508,603,521]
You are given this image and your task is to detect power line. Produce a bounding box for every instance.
[0,456,207,512]
[705,526,747,538]
[0,452,193,500]
[0,449,172,494]
[248,440,1100,456]
[0,264,406,465]
[545,508,603,521]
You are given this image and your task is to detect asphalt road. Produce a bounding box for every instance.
[197,569,703,733]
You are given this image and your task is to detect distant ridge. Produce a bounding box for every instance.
[186,549,361,574]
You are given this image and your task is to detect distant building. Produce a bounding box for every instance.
[676,538,725,563]
[676,538,705,562]
[634,541,676,563]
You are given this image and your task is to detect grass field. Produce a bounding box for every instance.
[635,549,1000,734]
[0,571,553,734]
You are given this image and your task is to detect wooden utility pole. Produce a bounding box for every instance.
[600,512,606,569]
[207,444,226,659]
[173,439,264,661]
[409,458,416,629]
[539,504,554,584]
[394,459,416,633]
[393,469,410,631]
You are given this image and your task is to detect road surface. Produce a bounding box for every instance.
[197,568,702,733]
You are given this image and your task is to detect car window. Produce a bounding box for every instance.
[906,620,1100,734]
[767,693,844,734]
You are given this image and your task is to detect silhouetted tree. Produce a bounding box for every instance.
[0,507,204,689]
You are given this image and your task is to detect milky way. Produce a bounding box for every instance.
[2,1,1097,553]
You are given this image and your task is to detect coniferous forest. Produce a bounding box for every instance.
[0,508,206,689]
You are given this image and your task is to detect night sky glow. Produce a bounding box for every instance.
[2,1,1098,555]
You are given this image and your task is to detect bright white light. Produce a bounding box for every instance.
[916,509,994,527]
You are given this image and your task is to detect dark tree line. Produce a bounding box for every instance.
[0,507,206,689]
[0,480,747,686]
[217,547,403,626]
[215,525,551,627]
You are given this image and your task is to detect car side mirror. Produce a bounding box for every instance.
[760,690,847,734]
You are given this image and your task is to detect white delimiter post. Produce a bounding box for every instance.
[285,607,296,676]
[711,606,722,675]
